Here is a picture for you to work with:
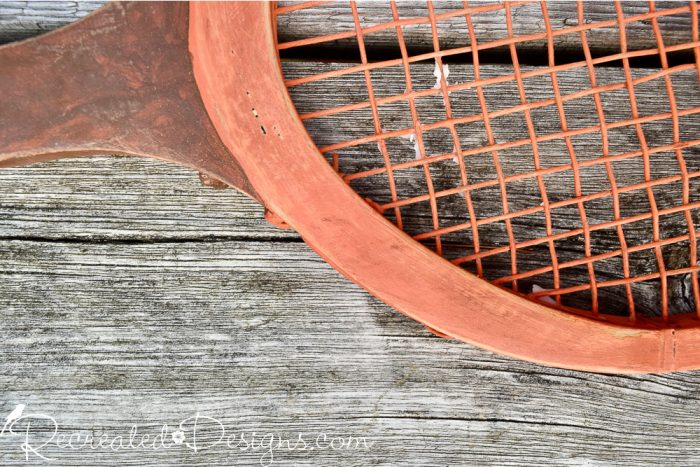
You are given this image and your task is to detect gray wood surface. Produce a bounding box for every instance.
[3,2,700,466]
[276,1,696,59]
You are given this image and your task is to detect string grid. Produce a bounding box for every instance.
[275,1,700,322]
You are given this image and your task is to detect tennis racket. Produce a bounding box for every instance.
[2,1,700,373]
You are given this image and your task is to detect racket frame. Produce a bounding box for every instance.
[190,2,700,373]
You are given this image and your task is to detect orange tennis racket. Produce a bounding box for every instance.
[2,1,700,373]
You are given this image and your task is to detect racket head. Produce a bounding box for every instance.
[189,1,700,373]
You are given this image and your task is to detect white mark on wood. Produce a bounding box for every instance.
[433,61,449,89]
[409,133,422,160]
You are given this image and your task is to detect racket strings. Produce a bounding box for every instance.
[276,1,700,322]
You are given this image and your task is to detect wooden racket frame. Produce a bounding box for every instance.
[2,1,700,373]
[190,2,700,374]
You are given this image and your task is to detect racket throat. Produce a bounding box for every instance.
[0,1,260,202]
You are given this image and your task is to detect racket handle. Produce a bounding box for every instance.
[0,1,260,202]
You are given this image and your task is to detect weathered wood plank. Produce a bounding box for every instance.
[2,1,695,62]
[0,157,297,241]
[284,60,700,315]
[276,1,696,61]
[0,1,103,43]
[3,239,700,464]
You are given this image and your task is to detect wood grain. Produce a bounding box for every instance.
[0,157,296,241]
[276,1,696,66]
[4,235,700,464]
[3,2,700,465]
[4,1,695,61]
[0,1,104,43]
